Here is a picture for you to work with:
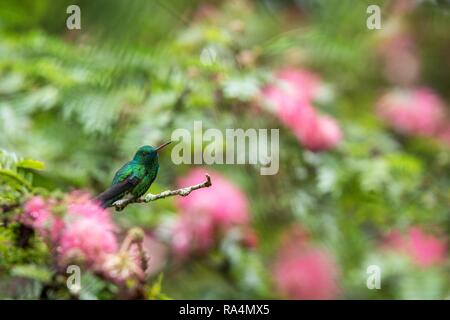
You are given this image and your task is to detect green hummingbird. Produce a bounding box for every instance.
[96,141,172,208]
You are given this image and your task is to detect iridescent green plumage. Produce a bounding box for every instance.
[97,143,171,208]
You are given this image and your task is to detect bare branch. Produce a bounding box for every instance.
[110,174,212,211]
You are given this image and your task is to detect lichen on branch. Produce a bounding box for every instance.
[110,174,212,211]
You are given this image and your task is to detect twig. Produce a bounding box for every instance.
[111,174,212,211]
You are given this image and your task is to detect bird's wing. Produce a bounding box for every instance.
[96,175,141,206]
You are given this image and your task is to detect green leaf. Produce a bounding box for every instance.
[147,273,171,300]
[11,264,52,282]
[0,169,32,190]
[16,159,45,171]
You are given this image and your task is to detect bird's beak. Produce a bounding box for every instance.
[155,141,172,153]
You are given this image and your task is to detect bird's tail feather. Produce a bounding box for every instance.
[96,177,139,209]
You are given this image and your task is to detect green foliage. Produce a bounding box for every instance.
[147,274,171,300]
[0,0,449,300]
[11,264,52,282]
[0,149,41,193]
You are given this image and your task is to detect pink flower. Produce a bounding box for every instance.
[376,88,446,136]
[383,226,448,267]
[58,216,117,267]
[273,249,340,300]
[21,197,50,229]
[58,196,118,267]
[20,193,119,269]
[176,169,249,227]
[171,169,250,257]
[67,200,114,223]
[262,68,342,151]
[263,69,321,128]
[276,68,322,102]
[171,212,215,257]
[20,196,62,241]
[103,244,145,283]
[294,115,343,151]
[102,227,152,284]
[272,228,340,300]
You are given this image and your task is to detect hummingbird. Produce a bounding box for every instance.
[96,141,172,208]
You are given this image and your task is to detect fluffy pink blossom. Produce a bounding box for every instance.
[294,115,343,151]
[262,68,342,151]
[177,169,249,227]
[263,69,320,128]
[171,212,215,257]
[276,68,322,102]
[383,226,448,267]
[171,169,250,257]
[101,227,152,284]
[103,243,145,283]
[21,197,51,229]
[67,198,114,223]
[376,88,446,136]
[272,228,340,300]
[58,196,118,267]
[20,197,62,241]
[20,193,118,268]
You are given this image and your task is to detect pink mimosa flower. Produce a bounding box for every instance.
[376,88,446,136]
[58,196,118,267]
[273,227,340,300]
[294,115,343,151]
[261,68,342,151]
[176,169,249,227]
[276,68,322,102]
[171,169,250,257]
[21,197,51,229]
[20,196,62,241]
[383,226,447,267]
[171,212,216,257]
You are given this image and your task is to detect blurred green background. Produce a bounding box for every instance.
[0,0,449,299]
